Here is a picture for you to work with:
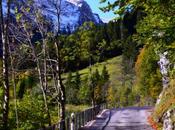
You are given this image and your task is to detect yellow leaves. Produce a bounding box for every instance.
[167,42,175,49]
[149,87,160,99]
[154,79,175,120]
[134,44,162,102]
[94,85,102,101]
[135,46,146,77]
[18,71,32,79]
[16,13,22,22]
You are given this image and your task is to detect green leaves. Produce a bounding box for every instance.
[16,13,22,22]
[17,71,36,99]
[100,0,107,3]
[135,45,162,102]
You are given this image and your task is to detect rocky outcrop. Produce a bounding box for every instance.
[78,1,103,26]
[156,52,170,104]
[162,109,175,130]
[154,52,175,130]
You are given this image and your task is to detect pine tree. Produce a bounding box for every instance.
[101,65,109,83]
[93,69,102,104]
[74,71,81,89]
[94,69,100,84]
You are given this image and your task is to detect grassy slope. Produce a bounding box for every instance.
[2,56,123,126]
[51,56,123,122]
[63,55,123,88]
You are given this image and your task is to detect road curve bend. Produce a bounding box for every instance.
[80,106,154,130]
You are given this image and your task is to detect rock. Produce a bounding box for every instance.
[163,109,174,130]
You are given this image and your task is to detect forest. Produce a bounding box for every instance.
[0,0,175,130]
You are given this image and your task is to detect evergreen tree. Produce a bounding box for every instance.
[88,69,95,106]
[78,75,91,104]
[94,69,101,84]
[65,72,75,104]
[65,72,81,104]
[74,71,81,90]
[101,65,109,83]
[93,69,102,104]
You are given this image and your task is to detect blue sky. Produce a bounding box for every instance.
[85,0,117,23]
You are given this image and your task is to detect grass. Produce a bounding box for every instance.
[50,56,123,124]
[66,104,90,114]
[51,104,90,123]
[63,55,123,88]
[153,79,175,126]
[1,56,123,127]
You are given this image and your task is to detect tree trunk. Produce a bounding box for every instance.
[36,57,51,126]
[119,1,125,41]
[9,40,19,129]
[34,8,52,124]
[55,41,66,130]
[43,39,48,92]
[119,1,126,88]
[48,0,66,128]
[0,0,10,128]
[25,33,51,126]
[42,39,51,125]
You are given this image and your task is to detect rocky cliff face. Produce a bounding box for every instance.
[59,0,103,32]
[78,1,103,25]
[156,52,170,104]
[23,0,103,32]
[154,52,175,130]
[162,109,174,130]
[2,0,103,32]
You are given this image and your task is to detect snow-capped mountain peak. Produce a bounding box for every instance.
[40,0,103,32]
[2,0,103,32]
[67,0,84,7]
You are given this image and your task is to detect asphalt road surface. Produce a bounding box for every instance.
[80,107,154,130]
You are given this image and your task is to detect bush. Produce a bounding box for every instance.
[9,95,49,130]
[134,45,162,104]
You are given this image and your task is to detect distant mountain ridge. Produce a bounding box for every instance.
[0,0,103,55]
[2,0,103,32]
[40,0,103,32]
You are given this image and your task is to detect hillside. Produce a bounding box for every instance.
[66,56,122,87]
[1,0,175,129]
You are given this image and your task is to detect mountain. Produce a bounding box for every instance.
[39,0,103,32]
[0,0,103,55]
[4,0,103,32]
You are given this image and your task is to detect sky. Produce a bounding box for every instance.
[85,0,117,23]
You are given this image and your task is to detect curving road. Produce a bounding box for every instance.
[80,107,154,130]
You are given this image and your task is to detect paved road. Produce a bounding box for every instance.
[80,107,154,130]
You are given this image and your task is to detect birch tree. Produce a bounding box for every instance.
[45,0,66,129]
[13,1,52,125]
[0,0,11,128]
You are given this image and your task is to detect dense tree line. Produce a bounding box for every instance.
[42,21,123,72]
[65,66,109,105]
[2,0,175,129]
[102,0,175,108]
[15,21,123,72]
[0,0,119,129]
